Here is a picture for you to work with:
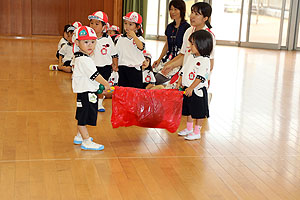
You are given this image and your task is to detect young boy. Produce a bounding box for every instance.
[72,26,110,150]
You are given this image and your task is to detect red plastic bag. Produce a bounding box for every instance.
[111,87,183,133]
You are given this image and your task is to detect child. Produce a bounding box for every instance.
[56,24,75,59]
[107,24,120,44]
[142,50,164,90]
[116,11,145,89]
[88,11,118,112]
[57,25,76,73]
[176,30,213,140]
[72,26,110,150]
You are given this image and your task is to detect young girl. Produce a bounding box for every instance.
[162,2,215,87]
[72,26,110,150]
[142,50,164,90]
[116,11,145,89]
[176,30,213,140]
[88,11,118,112]
[107,24,120,44]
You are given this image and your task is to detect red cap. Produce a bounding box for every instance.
[123,12,142,25]
[72,21,82,29]
[88,11,109,24]
[75,26,97,40]
[143,50,152,59]
[108,25,120,32]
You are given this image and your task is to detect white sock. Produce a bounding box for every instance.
[98,98,104,106]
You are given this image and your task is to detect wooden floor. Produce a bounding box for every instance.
[0,37,300,200]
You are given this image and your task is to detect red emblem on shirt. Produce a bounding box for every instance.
[197,62,200,66]
[133,40,136,46]
[145,75,151,82]
[101,48,107,55]
[189,72,195,80]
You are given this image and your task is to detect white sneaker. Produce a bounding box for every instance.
[178,128,193,136]
[81,138,104,151]
[98,98,105,112]
[73,133,93,145]
[184,133,201,140]
[98,105,105,112]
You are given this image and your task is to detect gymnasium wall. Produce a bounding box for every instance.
[0,0,123,36]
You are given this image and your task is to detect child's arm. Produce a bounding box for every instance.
[127,31,144,50]
[175,76,182,89]
[95,75,110,90]
[208,59,214,88]
[185,79,201,97]
[58,55,63,66]
[112,57,118,71]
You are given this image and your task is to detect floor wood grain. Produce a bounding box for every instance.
[0,37,300,199]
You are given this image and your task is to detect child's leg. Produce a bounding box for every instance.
[78,125,104,151]
[184,118,203,140]
[97,93,105,112]
[58,66,72,73]
[149,85,165,90]
[194,118,205,135]
[178,115,193,136]
[78,125,90,139]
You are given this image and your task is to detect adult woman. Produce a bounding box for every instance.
[153,0,190,85]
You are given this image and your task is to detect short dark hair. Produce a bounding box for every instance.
[169,0,186,22]
[63,24,72,33]
[188,30,213,57]
[191,2,212,28]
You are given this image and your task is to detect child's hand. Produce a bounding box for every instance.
[184,87,193,97]
[104,83,110,91]
[127,30,137,38]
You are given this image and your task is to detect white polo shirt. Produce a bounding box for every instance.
[57,37,68,51]
[91,34,118,67]
[142,70,156,84]
[180,25,216,59]
[59,43,74,63]
[180,54,210,97]
[116,35,145,68]
[72,52,100,93]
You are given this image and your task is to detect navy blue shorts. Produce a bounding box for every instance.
[75,92,98,126]
[118,65,143,88]
[182,87,209,119]
[97,65,112,81]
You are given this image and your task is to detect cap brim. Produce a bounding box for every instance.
[88,15,106,23]
[123,16,136,23]
[77,36,97,40]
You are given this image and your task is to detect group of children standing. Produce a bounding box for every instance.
[52,1,215,151]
